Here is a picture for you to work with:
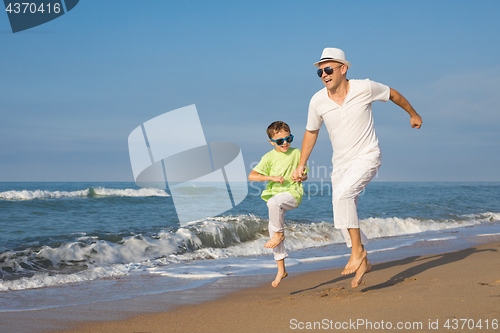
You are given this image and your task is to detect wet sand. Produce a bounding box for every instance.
[50,240,500,333]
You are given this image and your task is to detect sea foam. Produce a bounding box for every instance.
[1,212,497,291]
[0,187,169,200]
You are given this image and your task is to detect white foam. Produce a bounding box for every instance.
[425,237,458,241]
[92,187,169,197]
[0,263,136,291]
[462,212,500,221]
[153,271,226,279]
[1,213,498,291]
[298,254,350,263]
[478,233,500,236]
[147,258,302,280]
[360,216,479,239]
[0,187,169,200]
[0,189,89,200]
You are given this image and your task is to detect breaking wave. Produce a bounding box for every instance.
[0,187,169,200]
[1,212,498,291]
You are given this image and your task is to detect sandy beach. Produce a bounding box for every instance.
[36,238,499,333]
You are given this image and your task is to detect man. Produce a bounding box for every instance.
[292,48,422,288]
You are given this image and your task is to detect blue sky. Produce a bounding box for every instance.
[1,0,499,182]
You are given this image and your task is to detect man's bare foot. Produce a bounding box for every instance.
[351,258,372,288]
[342,247,367,275]
[272,271,288,288]
[264,232,285,249]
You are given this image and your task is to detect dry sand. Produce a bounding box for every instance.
[54,241,500,333]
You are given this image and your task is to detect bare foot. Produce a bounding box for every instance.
[342,247,367,275]
[272,271,288,288]
[351,258,372,288]
[264,232,285,249]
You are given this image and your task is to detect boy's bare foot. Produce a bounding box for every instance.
[264,232,285,249]
[351,258,372,288]
[272,271,288,288]
[342,247,367,275]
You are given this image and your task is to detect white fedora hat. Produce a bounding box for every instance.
[313,48,351,69]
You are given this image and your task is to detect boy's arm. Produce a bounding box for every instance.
[248,170,284,184]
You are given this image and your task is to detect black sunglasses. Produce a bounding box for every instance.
[317,65,343,77]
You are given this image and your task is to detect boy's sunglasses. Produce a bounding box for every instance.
[317,65,343,77]
[270,135,294,146]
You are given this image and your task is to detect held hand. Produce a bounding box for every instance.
[271,176,285,184]
[411,113,422,129]
[292,166,307,182]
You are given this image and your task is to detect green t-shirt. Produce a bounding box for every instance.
[253,148,308,206]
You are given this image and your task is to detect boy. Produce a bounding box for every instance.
[248,121,308,287]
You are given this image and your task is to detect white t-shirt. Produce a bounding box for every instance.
[306,79,390,168]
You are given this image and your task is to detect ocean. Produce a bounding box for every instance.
[0,181,499,313]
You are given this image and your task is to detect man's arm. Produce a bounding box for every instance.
[389,88,422,129]
[292,129,319,181]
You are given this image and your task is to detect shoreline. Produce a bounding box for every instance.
[2,235,499,333]
[59,239,500,333]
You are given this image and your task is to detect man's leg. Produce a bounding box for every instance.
[332,157,380,275]
[351,257,372,288]
[341,228,366,274]
[340,228,368,248]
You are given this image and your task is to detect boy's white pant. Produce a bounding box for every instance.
[331,154,380,248]
[267,192,297,261]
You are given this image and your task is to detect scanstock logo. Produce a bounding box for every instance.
[128,105,248,225]
[3,0,79,33]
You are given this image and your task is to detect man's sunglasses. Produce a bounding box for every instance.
[270,135,294,146]
[317,65,343,77]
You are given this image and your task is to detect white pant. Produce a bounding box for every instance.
[331,155,380,248]
[267,192,297,261]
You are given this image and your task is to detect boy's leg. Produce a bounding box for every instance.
[269,225,287,261]
[265,193,297,249]
[272,259,288,288]
[266,193,296,287]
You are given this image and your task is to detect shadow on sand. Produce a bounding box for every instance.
[290,246,498,296]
